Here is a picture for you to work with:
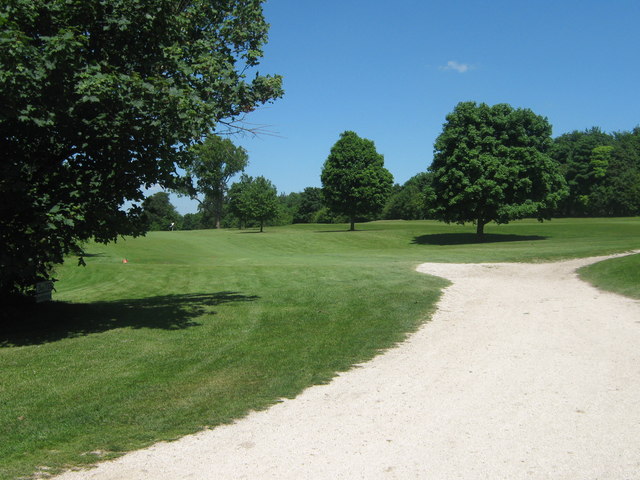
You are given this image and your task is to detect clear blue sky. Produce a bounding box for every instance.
[171,0,640,214]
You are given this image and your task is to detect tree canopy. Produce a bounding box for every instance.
[321,131,393,231]
[185,135,249,229]
[427,102,567,237]
[550,127,640,216]
[0,0,283,298]
[383,172,433,220]
[294,187,324,223]
[141,192,181,231]
[228,174,279,232]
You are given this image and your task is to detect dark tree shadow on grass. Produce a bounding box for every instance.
[412,233,548,246]
[0,291,259,347]
[81,252,106,258]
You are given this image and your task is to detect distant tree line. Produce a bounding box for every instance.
[144,123,640,232]
[550,127,640,217]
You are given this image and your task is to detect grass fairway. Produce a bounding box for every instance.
[579,253,640,300]
[1,218,639,479]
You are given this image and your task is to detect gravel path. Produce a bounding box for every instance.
[54,253,640,479]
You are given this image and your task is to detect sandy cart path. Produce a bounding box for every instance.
[54,254,640,479]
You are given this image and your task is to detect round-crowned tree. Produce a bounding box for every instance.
[186,135,249,229]
[228,175,279,232]
[321,131,393,231]
[427,102,567,238]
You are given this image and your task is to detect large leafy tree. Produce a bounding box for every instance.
[321,131,393,231]
[185,135,249,229]
[428,102,566,238]
[228,174,279,232]
[0,0,283,299]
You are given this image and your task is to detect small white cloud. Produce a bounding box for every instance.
[439,60,472,73]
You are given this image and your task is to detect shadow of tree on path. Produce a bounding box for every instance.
[1,291,259,347]
[412,233,548,246]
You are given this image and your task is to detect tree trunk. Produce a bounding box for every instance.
[260,219,264,233]
[476,219,485,240]
[349,216,355,231]
[214,191,223,229]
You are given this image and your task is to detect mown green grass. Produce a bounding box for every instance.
[1,218,639,479]
[578,252,640,299]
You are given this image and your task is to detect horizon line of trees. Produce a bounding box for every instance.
[144,124,640,232]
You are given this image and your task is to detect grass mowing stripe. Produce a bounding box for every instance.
[1,218,639,479]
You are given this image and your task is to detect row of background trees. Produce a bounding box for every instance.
[143,123,640,232]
